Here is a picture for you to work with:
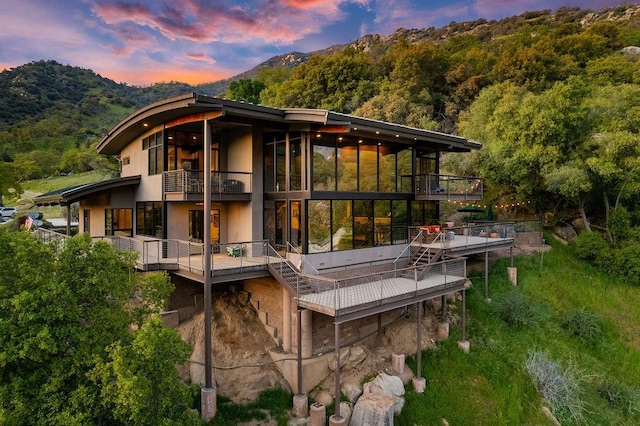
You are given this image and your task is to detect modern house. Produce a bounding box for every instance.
[34,93,514,417]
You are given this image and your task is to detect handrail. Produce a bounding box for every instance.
[286,241,320,275]
[393,228,424,265]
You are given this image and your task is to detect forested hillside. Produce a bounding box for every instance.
[2,3,640,235]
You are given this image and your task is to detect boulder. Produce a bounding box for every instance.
[350,392,394,426]
[341,379,363,404]
[329,345,367,371]
[315,390,333,406]
[369,372,405,415]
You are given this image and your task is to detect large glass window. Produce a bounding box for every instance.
[264,132,286,192]
[374,200,391,246]
[378,145,396,192]
[189,210,204,242]
[307,200,331,253]
[312,141,336,190]
[354,200,373,248]
[337,143,357,191]
[105,208,133,237]
[411,200,437,226]
[290,134,302,191]
[392,200,409,243]
[275,200,286,247]
[136,201,163,238]
[312,137,414,193]
[359,144,377,191]
[264,200,275,246]
[332,200,352,251]
[83,209,90,234]
[290,200,301,248]
[397,148,413,192]
[143,131,164,175]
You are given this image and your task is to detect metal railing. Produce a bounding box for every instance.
[90,236,270,276]
[414,173,483,200]
[163,169,252,194]
[294,257,467,314]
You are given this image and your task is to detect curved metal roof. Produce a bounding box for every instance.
[33,176,141,206]
[97,93,481,155]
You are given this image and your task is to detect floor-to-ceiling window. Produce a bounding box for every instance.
[136,201,163,238]
[105,208,133,237]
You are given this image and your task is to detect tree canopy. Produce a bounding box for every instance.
[0,230,196,425]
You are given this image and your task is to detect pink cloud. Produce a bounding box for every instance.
[186,53,216,65]
[92,0,348,47]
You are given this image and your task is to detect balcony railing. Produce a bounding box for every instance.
[163,169,252,195]
[414,173,483,200]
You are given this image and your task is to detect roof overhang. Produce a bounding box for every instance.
[284,108,481,152]
[97,94,286,155]
[33,176,141,206]
[97,93,481,155]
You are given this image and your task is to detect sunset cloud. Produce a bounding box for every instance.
[1,0,633,86]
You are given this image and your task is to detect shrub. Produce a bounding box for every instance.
[561,308,603,346]
[608,206,631,245]
[611,241,640,286]
[495,291,536,327]
[574,231,611,268]
[597,379,640,416]
[525,351,588,424]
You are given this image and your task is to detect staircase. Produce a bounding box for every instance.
[266,246,316,296]
[411,246,443,268]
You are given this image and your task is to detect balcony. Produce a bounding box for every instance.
[414,173,482,201]
[163,169,252,201]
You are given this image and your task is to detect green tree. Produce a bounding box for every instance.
[0,231,178,424]
[0,162,22,205]
[263,48,376,112]
[226,79,266,104]
[586,131,640,243]
[92,316,198,425]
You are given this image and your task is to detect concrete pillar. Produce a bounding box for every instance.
[392,352,405,375]
[329,414,346,425]
[293,394,308,418]
[201,386,216,421]
[412,376,426,393]
[437,322,450,340]
[310,402,326,426]
[282,289,292,352]
[508,267,518,286]
[484,250,489,301]
[458,289,470,353]
[301,309,312,358]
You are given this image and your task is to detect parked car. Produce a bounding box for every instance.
[0,206,17,217]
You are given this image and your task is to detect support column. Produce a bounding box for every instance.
[330,322,343,424]
[293,308,308,418]
[301,309,312,358]
[458,289,470,353]
[66,205,71,236]
[484,250,490,301]
[413,301,426,393]
[282,289,292,352]
[508,246,518,286]
[201,119,216,420]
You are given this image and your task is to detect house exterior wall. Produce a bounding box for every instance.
[120,128,154,178]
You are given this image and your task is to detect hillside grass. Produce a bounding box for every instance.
[399,233,640,425]
[210,234,640,424]
[8,171,112,219]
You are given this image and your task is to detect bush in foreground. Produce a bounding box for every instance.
[525,351,588,424]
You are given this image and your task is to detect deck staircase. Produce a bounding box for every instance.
[266,246,316,296]
[411,246,443,268]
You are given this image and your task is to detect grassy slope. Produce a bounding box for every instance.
[398,234,640,425]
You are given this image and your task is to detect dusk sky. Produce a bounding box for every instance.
[1,0,636,86]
